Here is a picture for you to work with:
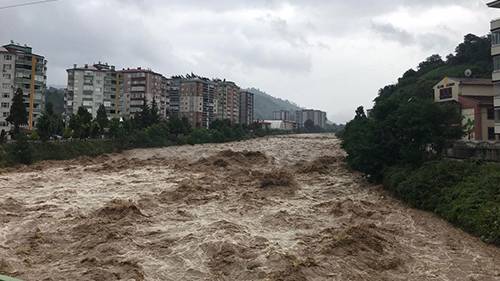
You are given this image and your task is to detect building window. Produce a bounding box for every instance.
[3,93,9,98]
[439,88,452,100]
[488,108,495,120]
[493,31,500,46]
[2,83,10,89]
[2,64,12,71]
[4,55,12,61]
[2,112,7,117]
[494,56,500,71]
[2,74,11,79]
[488,127,496,141]
[1,102,9,108]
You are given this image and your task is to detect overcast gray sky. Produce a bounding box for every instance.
[0,0,496,122]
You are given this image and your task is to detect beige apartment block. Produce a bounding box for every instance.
[214,80,240,124]
[433,77,498,141]
[180,77,216,128]
[0,42,46,132]
[120,68,168,119]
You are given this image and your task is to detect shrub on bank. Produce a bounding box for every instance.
[0,119,290,168]
[384,160,500,245]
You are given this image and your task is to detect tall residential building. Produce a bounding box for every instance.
[489,1,500,135]
[215,80,240,124]
[120,68,168,119]
[180,77,216,128]
[166,76,182,119]
[239,90,254,125]
[65,63,121,118]
[295,109,327,129]
[0,42,47,132]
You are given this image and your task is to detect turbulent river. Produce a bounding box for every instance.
[0,134,499,281]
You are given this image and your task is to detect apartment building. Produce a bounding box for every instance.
[239,90,254,125]
[215,80,240,124]
[0,42,47,132]
[120,68,168,119]
[273,110,292,121]
[433,77,497,141]
[295,109,327,129]
[489,1,500,135]
[166,76,182,119]
[179,77,216,128]
[65,63,121,118]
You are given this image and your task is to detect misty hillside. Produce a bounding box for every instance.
[246,88,302,120]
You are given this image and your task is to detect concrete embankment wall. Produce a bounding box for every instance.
[446,141,500,162]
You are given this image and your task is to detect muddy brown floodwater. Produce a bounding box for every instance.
[0,134,499,281]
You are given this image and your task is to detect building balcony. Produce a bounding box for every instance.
[493,44,500,56]
[493,71,500,83]
[492,18,500,31]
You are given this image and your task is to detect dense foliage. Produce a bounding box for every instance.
[340,34,499,244]
[0,100,281,167]
[6,88,28,137]
[341,34,491,180]
[385,161,500,246]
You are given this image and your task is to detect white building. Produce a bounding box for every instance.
[65,63,121,119]
[489,0,500,134]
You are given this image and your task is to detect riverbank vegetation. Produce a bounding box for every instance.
[0,96,282,167]
[340,34,499,245]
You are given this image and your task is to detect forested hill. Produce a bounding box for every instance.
[376,33,492,103]
[246,88,302,120]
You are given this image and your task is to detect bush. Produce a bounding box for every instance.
[384,160,500,245]
[8,134,33,165]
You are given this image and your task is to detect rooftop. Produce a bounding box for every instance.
[488,0,500,8]
[448,77,492,86]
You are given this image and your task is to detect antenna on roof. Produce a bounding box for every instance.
[465,69,472,78]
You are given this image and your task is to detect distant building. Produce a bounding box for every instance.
[489,1,500,135]
[259,119,295,131]
[65,63,121,118]
[239,90,254,125]
[180,77,216,128]
[295,109,327,129]
[215,80,240,124]
[0,42,47,131]
[120,68,168,119]
[433,77,498,141]
[273,110,292,121]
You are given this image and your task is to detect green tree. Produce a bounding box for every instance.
[36,103,64,141]
[150,98,160,125]
[0,129,6,144]
[9,133,33,165]
[418,54,444,73]
[95,104,108,132]
[69,107,92,139]
[136,97,151,129]
[304,119,315,132]
[341,95,463,181]
[6,88,28,137]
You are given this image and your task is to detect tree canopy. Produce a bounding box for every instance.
[6,88,28,136]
